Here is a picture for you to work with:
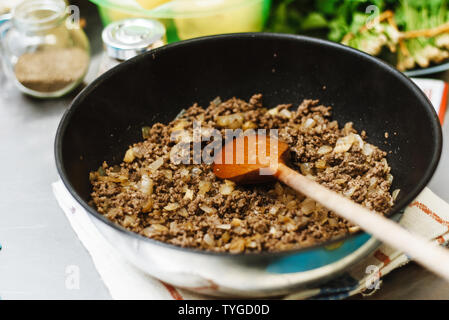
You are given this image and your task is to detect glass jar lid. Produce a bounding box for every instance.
[102,18,165,60]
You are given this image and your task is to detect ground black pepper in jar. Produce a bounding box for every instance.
[0,0,90,98]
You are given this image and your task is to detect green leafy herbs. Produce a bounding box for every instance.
[394,0,449,70]
[266,0,449,71]
[266,0,393,41]
[266,0,310,34]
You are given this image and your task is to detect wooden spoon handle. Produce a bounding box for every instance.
[276,163,449,282]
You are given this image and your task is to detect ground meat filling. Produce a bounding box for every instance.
[90,94,395,253]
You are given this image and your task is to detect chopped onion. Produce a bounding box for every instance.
[203,234,215,246]
[219,183,234,195]
[342,122,354,135]
[229,239,245,253]
[242,121,257,130]
[169,221,179,233]
[386,174,393,184]
[299,163,313,175]
[164,203,180,211]
[279,109,292,119]
[315,159,327,169]
[300,198,316,215]
[234,226,243,234]
[184,189,194,200]
[267,107,279,116]
[170,119,189,132]
[304,118,316,129]
[151,224,168,232]
[334,134,355,153]
[269,206,279,215]
[200,205,217,215]
[216,113,244,129]
[353,134,364,148]
[143,224,168,236]
[200,127,214,138]
[142,227,153,237]
[212,97,222,105]
[180,168,190,181]
[221,232,230,243]
[231,218,242,227]
[216,224,231,230]
[123,215,136,227]
[117,174,128,183]
[178,208,189,217]
[328,121,338,129]
[274,182,284,196]
[362,143,374,156]
[317,145,332,155]
[247,241,257,248]
[133,147,144,159]
[198,180,211,195]
[328,218,339,227]
[172,130,192,143]
[142,126,151,139]
[142,199,153,213]
[392,189,400,201]
[343,187,356,197]
[149,157,164,172]
[313,115,324,123]
[279,215,293,224]
[286,200,297,210]
[162,169,173,179]
[184,222,193,231]
[140,174,153,195]
[123,148,135,163]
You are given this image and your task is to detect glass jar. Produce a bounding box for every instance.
[0,0,90,98]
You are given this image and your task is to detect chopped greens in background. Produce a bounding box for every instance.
[266,0,449,71]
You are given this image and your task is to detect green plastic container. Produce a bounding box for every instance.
[90,0,272,43]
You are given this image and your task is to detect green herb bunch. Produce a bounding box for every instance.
[266,0,449,71]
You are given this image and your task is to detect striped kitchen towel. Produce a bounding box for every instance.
[412,78,447,124]
[284,188,449,300]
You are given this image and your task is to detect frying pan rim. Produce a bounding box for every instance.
[55,32,443,258]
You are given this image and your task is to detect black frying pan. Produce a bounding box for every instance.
[55,33,442,258]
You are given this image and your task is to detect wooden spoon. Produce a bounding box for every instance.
[213,134,449,281]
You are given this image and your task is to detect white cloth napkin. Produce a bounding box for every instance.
[52,181,449,300]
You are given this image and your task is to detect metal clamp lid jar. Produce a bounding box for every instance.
[0,0,90,98]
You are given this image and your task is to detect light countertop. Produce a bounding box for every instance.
[1,1,449,300]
